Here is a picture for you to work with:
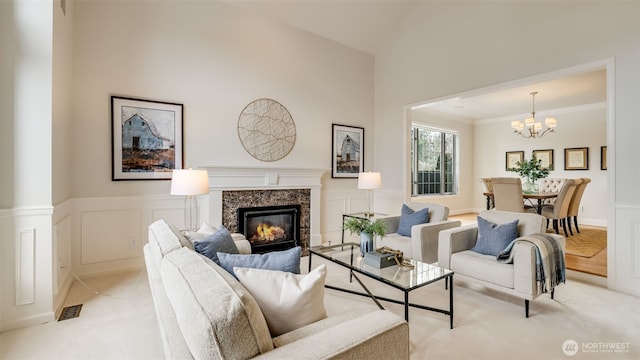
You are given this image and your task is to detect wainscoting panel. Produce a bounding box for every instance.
[612,205,640,297]
[53,214,71,294]
[322,189,369,245]
[15,228,36,305]
[81,209,143,265]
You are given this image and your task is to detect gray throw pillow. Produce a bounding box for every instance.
[218,247,301,277]
[397,204,429,237]
[193,225,239,264]
[471,216,519,256]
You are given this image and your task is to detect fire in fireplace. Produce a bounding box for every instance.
[237,205,300,254]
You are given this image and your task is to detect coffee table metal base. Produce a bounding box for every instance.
[309,251,453,329]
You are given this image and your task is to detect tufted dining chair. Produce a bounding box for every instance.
[490,177,524,212]
[538,178,567,205]
[539,179,576,236]
[566,178,591,235]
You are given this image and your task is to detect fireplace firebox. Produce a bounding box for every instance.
[238,205,300,254]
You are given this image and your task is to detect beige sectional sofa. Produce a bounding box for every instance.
[144,219,410,359]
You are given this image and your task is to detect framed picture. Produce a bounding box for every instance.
[564,147,589,170]
[332,124,364,178]
[505,151,524,171]
[601,146,607,170]
[533,149,554,170]
[111,96,183,180]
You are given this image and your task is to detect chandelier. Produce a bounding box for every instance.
[511,91,557,138]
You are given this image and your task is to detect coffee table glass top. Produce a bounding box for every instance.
[310,242,452,291]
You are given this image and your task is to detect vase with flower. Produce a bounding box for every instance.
[508,155,550,193]
[343,217,387,256]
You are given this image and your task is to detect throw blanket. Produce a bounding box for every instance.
[497,233,566,294]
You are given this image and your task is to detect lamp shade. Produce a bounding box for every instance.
[170,169,209,196]
[357,172,382,190]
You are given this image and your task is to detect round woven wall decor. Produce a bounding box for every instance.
[237,98,296,162]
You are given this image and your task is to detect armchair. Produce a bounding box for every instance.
[438,210,565,317]
[377,202,461,264]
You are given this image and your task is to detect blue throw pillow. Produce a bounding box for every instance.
[471,216,519,256]
[193,225,238,265]
[397,204,429,237]
[217,247,301,277]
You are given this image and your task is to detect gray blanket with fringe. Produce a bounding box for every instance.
[497,233,566,294]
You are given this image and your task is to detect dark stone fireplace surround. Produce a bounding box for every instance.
[202,166,325,255]
[222,189,311,254]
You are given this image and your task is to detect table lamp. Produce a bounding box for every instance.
[358,171,381,217]
[170,168,209,231]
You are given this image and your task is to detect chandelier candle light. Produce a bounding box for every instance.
[170,168,209,231]
[511,91,557,138]
[358,171,382,217]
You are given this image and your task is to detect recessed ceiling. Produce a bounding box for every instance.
[413,69,607,122]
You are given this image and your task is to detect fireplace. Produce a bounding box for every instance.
[238,205,301,254]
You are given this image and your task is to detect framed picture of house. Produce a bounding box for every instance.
[533,149,554,170]
[111,96,183,180]
[505,151,524,171]
[564,147,589,170]
[332,124,364,178]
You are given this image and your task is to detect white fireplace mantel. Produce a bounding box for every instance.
[201,166,327,247]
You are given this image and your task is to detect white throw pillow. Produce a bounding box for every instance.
[183,222,218,242]
[235,265,327,336]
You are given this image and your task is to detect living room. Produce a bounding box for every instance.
[1,0,638,358]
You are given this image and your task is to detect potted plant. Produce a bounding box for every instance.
[508,155,550,193]
[343,217,387,256]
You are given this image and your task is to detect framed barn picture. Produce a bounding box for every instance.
[332,124,364,178]
[111,96,183,180]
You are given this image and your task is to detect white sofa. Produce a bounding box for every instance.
[144,219,410,359]
[377,202,461,264]
[438,210,565,317]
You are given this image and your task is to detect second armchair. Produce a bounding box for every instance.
[377,202,461,264]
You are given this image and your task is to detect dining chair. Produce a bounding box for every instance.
[481,178,494,209]
[566,178,591,235]
[538,178,567,205]
[490,177,524,212]
[540,179,577,236]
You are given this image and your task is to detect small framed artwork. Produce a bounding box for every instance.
[564,147,589,170]
[505,151,524,171]
[601,146,607,170]
[332,124,364,178]
[533,149,554,170]
[111,96,183,180]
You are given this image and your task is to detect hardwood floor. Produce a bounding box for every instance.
[448,213,607,278]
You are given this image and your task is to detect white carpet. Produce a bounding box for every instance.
[0,256,638,360]
[310,255,639,360]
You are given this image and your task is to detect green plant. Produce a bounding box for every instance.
[508,155,550,183]
[343,217,387,237]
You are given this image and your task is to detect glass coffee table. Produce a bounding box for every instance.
[309,242,454,329]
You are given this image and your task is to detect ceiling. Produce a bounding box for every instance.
[414,69,607,123]
[224,1,607,121]
[224,0,416,54]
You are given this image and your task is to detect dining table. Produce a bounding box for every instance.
[483,192,558,214]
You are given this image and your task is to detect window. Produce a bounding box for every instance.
[411,125,458,196]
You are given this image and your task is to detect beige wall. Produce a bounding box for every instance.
[373,1,639,295]
[474,105,608,225]
[70,0,374,199]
